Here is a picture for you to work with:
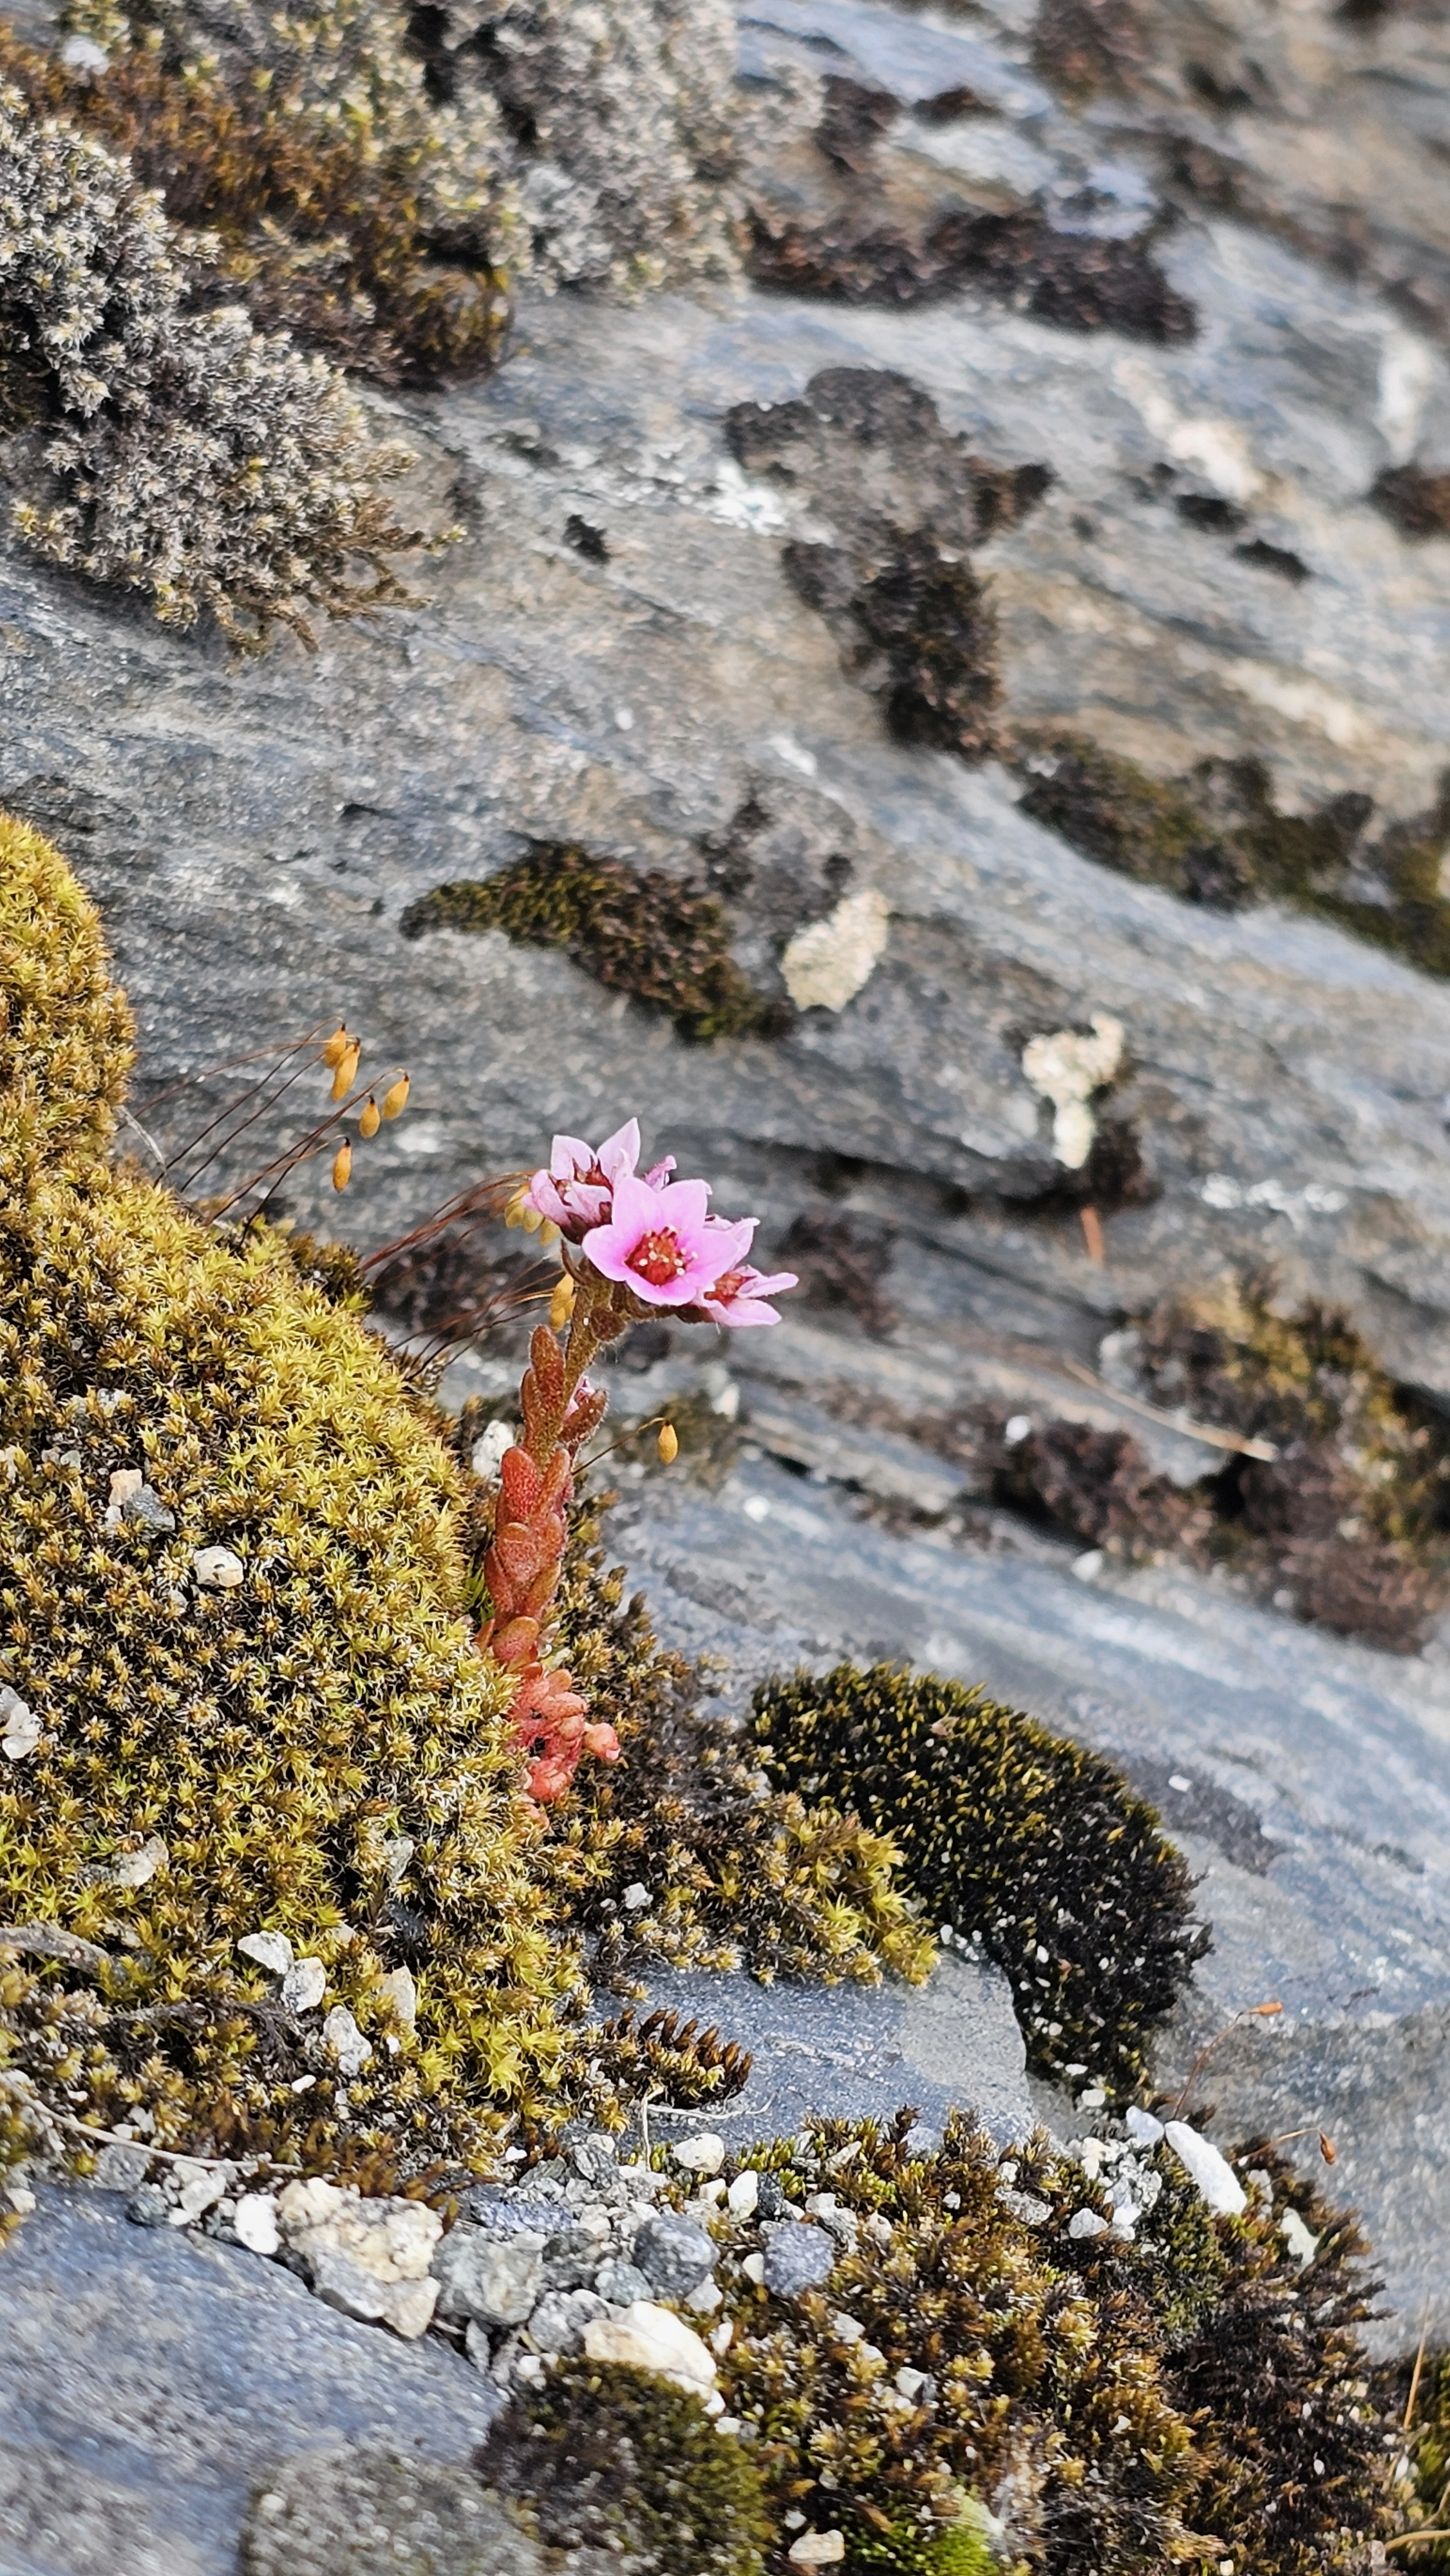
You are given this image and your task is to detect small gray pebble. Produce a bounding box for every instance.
[526,2287,608,2355]
[632,2210,716,2300]
[126,2186,169,2228]
[592,2257,653,2307]
[760,2219,835,2298]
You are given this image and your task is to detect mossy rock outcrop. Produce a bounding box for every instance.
[0,812,577,2174]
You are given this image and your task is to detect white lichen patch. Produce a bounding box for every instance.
[782,889,890,1013]
[1021,1012,1124,1168]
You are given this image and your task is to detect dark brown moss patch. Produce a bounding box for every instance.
[1371,463,1450,540]
[1017,733,1450,969]
[817,73,901,175]
[753,1663,1207,2090]
[786,532,1002,759]
[399,844,792,1044]
[1388,2349,1450,2566]
[748,205,1196,343]
[1031,0,1146,97]
[780,1208,900,1336]
[929,1278,1450,1651]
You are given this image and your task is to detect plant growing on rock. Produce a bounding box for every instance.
[0,80,424,641]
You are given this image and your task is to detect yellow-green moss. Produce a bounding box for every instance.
[0,812,580,2173]
[753,1663,1207,2091]
[536,1506,934,1990]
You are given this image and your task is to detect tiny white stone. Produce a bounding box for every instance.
[1072,1549,1105,1582]
[787,2530,846,2566]
[672,2132,725,2176]
[233,2193,281,2256]
[1125,2107,1164,2146]
[894,2365,928,2401]
[727,2168,759,2217]
[59,32,109,70]
[710,2319,735,2356]
[1163,2121,1247,2216]
[379,1964,417,2031]
[622,1882,652,1911]
[582,2301,717,2391]
[1169,1774,1191,1792]
[615,706,635,730]
[0,1687,41,1761]
[742,2251,766,2285]
[238,1931,294,1976]
[470,1421,514,1484]
[1068,2208,1108,2239]
[192,1546,244,1591]
[1077,2086,1107,2110]
[102,1835,167,1889]
[280,1956,327,2013]
[1004,1415,1032,1444]
[323,2004,373,2078]
[1279,2206,1319,2268]
[829,2311,864,2344]
[781,888,890,1014]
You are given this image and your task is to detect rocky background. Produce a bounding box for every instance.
[6,0,1450,2381]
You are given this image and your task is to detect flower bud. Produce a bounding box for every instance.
[321,1023,350,1069]
[330,1041,361,1102]
[382,1074,410,1121]
[657,1421,679,1464]
[520,1199,544,1234]
[359,1096,381,1140]
[549,1274,576,1331]
[332,1139,352,1191]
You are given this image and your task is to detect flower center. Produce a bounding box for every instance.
[711,1269,746,1303]
[628,1227,688,1288]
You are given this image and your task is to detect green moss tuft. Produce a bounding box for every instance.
[695,2109,1391,2576]
[538,1508,934,1991]
[753,1663,1206,2090]
[481,2359,773,2571]
[399,842,793,1044]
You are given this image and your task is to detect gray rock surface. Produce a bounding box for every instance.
[760,2217,837,2297]
[0,2184,502,2576]
[239,2450,543,2576]
[615,1446,1450,2351]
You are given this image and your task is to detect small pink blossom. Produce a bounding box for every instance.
[582,1170,751,1308]
[524,1118,674,1240]
[699,1262,799,1328]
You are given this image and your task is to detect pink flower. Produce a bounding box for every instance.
[582,1171,752,1308]
[524,1118,675,1240]
[699,1261,798,1328]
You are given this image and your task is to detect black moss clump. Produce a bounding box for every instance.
[948,1410,1212,1563]
[1389,2351,1450,2567]
[780,1208,900,1335]
[398,844,792,1043]
[748,205,1196,344]
[1235,536,1311,582]
[817,72,901,174]
[1169,2145,1389,2576]
[1015,733,1256,909]
[753,1663,1207,2090]
[786,534,1001,760]
[480,2361,773,2571]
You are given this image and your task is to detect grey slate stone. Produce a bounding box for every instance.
[430,2228,547,2328]
[630,2210,717,2300]
[760,2219,836,2298]
[0,2184,502,2576]
[239,2448,542,2576]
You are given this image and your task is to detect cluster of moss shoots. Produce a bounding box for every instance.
[0,817,1425,2570]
